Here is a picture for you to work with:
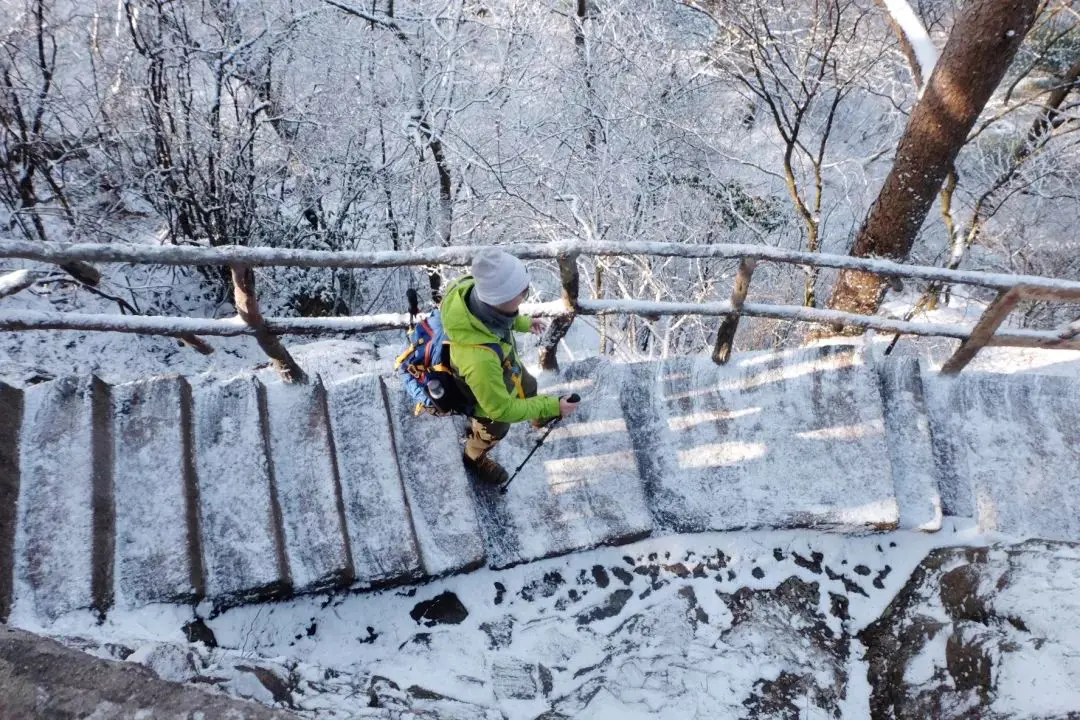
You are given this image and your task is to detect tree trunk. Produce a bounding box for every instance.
[827,0,1040,320]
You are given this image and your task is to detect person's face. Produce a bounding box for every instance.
[496,286,529,315]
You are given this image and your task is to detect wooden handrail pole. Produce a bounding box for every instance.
[539,252,580,371]
[712,258,757,365]
[941,288,1022,375]
[231,264,307,383]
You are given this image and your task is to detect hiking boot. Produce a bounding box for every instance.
[463,453,509,485]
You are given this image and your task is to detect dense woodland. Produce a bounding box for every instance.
[1,0,1078,360]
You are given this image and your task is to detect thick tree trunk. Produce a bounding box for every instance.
[827,0,1040,320]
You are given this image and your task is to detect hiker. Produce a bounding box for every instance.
[439,248,580,484]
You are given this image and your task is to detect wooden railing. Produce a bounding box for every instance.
[2,238,1079,381]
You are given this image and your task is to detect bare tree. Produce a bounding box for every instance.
[699,0,892,307]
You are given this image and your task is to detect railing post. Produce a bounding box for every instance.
[231,265,307,383]
[539,252,580,372]
[941,287,1023,375]
[711,258,757,365]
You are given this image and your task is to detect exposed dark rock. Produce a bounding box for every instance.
[860,541,1080,720]
[854,564,871,576]
[183,618,218,648]
[792,550,824,574]
[575,589,634,625]
[664,562,691,578]
[718,576,848,715]
[480,616,515,650]
[825,565,869,597]
[235,665,295,709]
[706,550,730,570]
[520,571,565,601]
[410,591,468,626]
[592,565,610,588]
[0,626,297,719]
[538,664,554,697]
[494,581,506,605]
[743,670,835,720]
[829,592,850,622]
[611,566,633,586]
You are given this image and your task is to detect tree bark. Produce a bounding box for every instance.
[827,0,1041,320]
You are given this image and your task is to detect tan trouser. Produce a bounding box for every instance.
[464,366,538,460]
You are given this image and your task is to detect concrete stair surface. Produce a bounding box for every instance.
[876,357,943,532]
[111,376,201,608]
[262,378,352,593]
[625,345,898,534]
[2,345,1077,626]
[14,376,112,622]
[324,375,422,587]
[473,357,654,569]
[190,375,288,605]
[385,377,487,577]
[923,369,1080,541]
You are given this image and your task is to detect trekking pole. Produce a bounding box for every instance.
[499,393,579,495]
[406,288,420,327]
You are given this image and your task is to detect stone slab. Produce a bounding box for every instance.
[0,382,22,622]
[384,376,486,577]
[0,625,301,719]
[262,377,352,593]
[923,370,1080,540]
[626,345,898,533]
[875,357,942,531]
[471,358,654,569]
[112,376,202,607]
[325,375,422,587]
[191,375,287,604]
[15,376,113,621]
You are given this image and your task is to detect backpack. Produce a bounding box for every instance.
[393,308,524,417]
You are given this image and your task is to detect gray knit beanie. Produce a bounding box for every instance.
[471,249,529,305]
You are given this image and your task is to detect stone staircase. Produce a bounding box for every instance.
[2,344,1078,626]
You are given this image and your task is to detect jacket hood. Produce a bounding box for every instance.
[439,276,502,345]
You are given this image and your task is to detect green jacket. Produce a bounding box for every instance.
[440,276,561,423]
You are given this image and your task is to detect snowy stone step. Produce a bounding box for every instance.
[923,370,1080,541]
[262,377,352,593]
[472,358,654,569]
[190,375,287,605]
[0,382,22,622]
[384,376,486,576]
[325,375,422,588]
[626,345,899,533]
[111,376,202,608]
[14,376,113,621]
[875,357,943,531]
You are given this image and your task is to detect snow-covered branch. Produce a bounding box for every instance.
[0,270,36,299]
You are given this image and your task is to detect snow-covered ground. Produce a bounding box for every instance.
[15,521,994,718]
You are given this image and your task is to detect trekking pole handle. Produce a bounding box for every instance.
[564,393,580,403]
[406,288,420,316]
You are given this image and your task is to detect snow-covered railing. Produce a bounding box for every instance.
[2,238,1079,379]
